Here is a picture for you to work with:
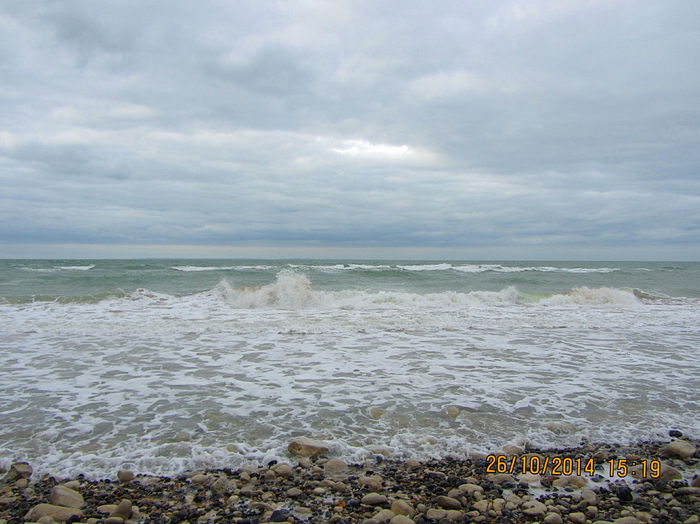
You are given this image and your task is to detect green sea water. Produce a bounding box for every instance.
[1,259,698,302]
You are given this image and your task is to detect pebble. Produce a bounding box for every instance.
[444,406,460,417]
[569,512,587,524]
[117,469,135,483]
[544,513,564,524]
[435,495,461,509]
[359,475,383,491]
[391,500,415,516]
[49,485,84,508]
[25,504,83,522]
[522,499,547,517]
[472,499,490,512]
[459,483,484,496]
[373,508,396,522]
[486,473,515,484]
[211,475,234,495]
[287,436,330,457]
[286,487,302,497]
[502,444,524,456]
[190,473,209,484]
[272,462,293,477]
[110,499,132,520]
[425,508,447,520]
[389,515,414,524]
[362,493,388,505]
[613,517,642,524]
[3,463,32,483]
[322,458,344,471]
[664,440,697,459]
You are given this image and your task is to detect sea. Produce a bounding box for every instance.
[1,259,699,479]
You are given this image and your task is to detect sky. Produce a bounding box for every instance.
[1,0,699,260]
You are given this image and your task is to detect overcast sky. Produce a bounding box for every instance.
[1,0,699,260]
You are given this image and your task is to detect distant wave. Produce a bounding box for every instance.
[407,264,621,274]
[171,265,274,272]
[397,263,452,271]
[54,265,95,271]
[20,265,95,272]
[285,263,623,273]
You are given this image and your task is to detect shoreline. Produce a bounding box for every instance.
[1,438,699,523]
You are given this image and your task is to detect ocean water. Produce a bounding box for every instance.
[1,259,699,479]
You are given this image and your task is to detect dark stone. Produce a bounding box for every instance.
[617,485,633,502]
[270,509,289,522]
[669,430,683,438]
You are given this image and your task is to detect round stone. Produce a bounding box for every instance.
[117,470,135,483]
[361,493,388,505]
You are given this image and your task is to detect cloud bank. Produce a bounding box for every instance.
[1,0,699,259]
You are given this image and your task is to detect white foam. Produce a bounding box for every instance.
[288,263,393,271]
[397,263,453,271]
[53,265,95,271]
[452,264,620,273]
[171,265,274,272]
[1,270,697,479]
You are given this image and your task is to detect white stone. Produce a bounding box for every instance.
[360,475,383,491]
[324,459,347,473]
[372,509,396,522]
[544,512,563,524]
[664,440,696,459]
[389,516,415,524]
[117,470,135,483]
[25,504,83,522]
[50,485,84,508]
[287,436,330,458]
[522,500,547,517]
[391,500,415,516]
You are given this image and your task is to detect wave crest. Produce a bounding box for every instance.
[201,272,641,310]
[215,270,319,308]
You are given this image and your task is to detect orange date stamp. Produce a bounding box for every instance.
[485,455,662,478]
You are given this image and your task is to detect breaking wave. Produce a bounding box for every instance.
[5,271,671,308]
[195,270,643,309]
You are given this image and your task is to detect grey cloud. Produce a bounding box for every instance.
[1,0,699,258]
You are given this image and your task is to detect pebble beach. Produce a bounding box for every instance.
[2,437,699,524]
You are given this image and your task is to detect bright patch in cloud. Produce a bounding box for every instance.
[0,131,17,149]
[331,139,438,164]
[108,103,155,119]
[410,71,496,99]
